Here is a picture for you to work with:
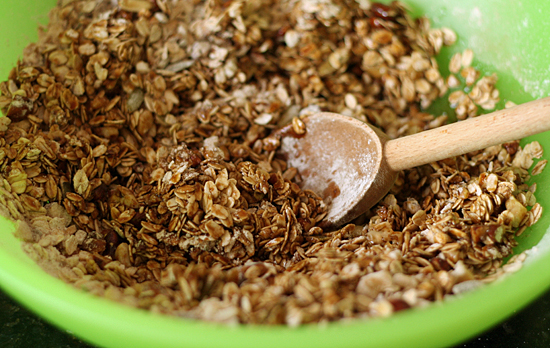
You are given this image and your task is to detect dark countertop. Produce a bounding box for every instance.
[1,287,550,348]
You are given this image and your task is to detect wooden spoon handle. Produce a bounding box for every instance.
[384,97,550,172]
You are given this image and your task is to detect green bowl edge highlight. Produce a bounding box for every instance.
[1,1,550,348]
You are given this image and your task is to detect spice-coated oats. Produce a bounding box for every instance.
[0,0,544,325]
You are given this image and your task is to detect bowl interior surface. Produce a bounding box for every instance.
[1,1,550,348]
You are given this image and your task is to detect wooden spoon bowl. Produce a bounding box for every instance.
[280,113,397,229]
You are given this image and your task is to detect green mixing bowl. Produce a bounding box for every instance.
[1,1,550,347]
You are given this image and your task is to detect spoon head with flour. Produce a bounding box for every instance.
[279,112,398,230]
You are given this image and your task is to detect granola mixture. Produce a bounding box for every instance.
[0,0,545,325]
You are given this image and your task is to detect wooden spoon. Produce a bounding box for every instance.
[279,98,550,230]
